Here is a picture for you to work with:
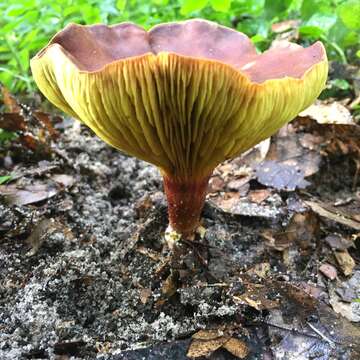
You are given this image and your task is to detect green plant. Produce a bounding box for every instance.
[0,175,12,184]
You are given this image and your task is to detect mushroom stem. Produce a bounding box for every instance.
[162,174,210,239]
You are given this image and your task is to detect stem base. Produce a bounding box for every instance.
[163,175,210,238]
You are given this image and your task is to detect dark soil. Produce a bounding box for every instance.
[1,113,360,360]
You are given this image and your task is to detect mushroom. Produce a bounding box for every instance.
[31,19,328,246]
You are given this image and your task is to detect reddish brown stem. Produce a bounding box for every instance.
[163,175,210,238]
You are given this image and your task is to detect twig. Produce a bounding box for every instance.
[306,322,336,349]
[251,320,321,340]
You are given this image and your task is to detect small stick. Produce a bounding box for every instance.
[306,322,336,348]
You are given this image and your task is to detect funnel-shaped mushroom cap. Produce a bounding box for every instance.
[31,19,328,180]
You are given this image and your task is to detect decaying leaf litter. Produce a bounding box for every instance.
[1,62,360,359]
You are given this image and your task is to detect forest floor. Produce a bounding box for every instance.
[0,62,360,360]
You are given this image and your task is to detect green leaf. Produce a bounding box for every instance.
[19,48,30,72]
[116,0,127,11]
[356,50,360,58]
[330,78,350,90]
[152,0,169,5]
[301,0,332,21]
[7,6,27,17]
[0,129,17,142]
[338,0,360,30]
[342,31,359,47]
[210,0,231,12]
[251,34,266,43]
[0,175,12,185]
[264,0,293,19]
[306,13,337,33]
[180,0,208,15]
[299,25,324,38]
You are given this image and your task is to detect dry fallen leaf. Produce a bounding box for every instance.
[208,176,225,193]
[139,288,152,305]
[51,174,75,188]
[246,262,271,279]
[305,200,360,230]
[261,211,319,252]
[300,101,354,125]
[33,111,59,139]
[161,271,178,298]
[233,282,279,311]
[319,263,338,280]
[0,112,26,131]
[26,218,72,255]
[192,329,225,341]
[324,234,354,250]
[334,249,355,276]
[248,189,271,204]
[0,183,59,206]
[1,85,21,112]
[255,160,309,191]
[188,329,249,359]
[261,229,292,252]
[294,116,360,160]
[210,192,282,219]
[223,338,249,359]
[287,211,320,249]
[266,125,322,177]
[329,286,360,323]
[187,335,229,358]
[241,138,271,166]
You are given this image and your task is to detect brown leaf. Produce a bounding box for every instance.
[26,218,58,255]
[267,278,360,357]
[1,86,21,112]
[261,211,319,252]
[294,116,360,158]
[210,193,282,219]
[305,200,360,230]
[329,283,360,322]
[192,329,225,341]
[286,211,320,249]
[19,134,39,151]
[233,282,279,311]
[51,174,75,188]
[261,229,291,251]
[241,138,271,166]
[161,271,178,298]
[139,288,152,304]
[248,189,271,204]
[246,262,271,279]
[187,336,230,358]
[208,176,225,193]
[223,338,249,359]
[324,234,354,250]
[334,249,355,276]
[0,112,26,131]
[319,263,337,280]
[266,127,322,177]
[33,111,59,139]
[226,178,250,195]
[0,183,59,206]
[300,101,354,125]
[134,194,153,219]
